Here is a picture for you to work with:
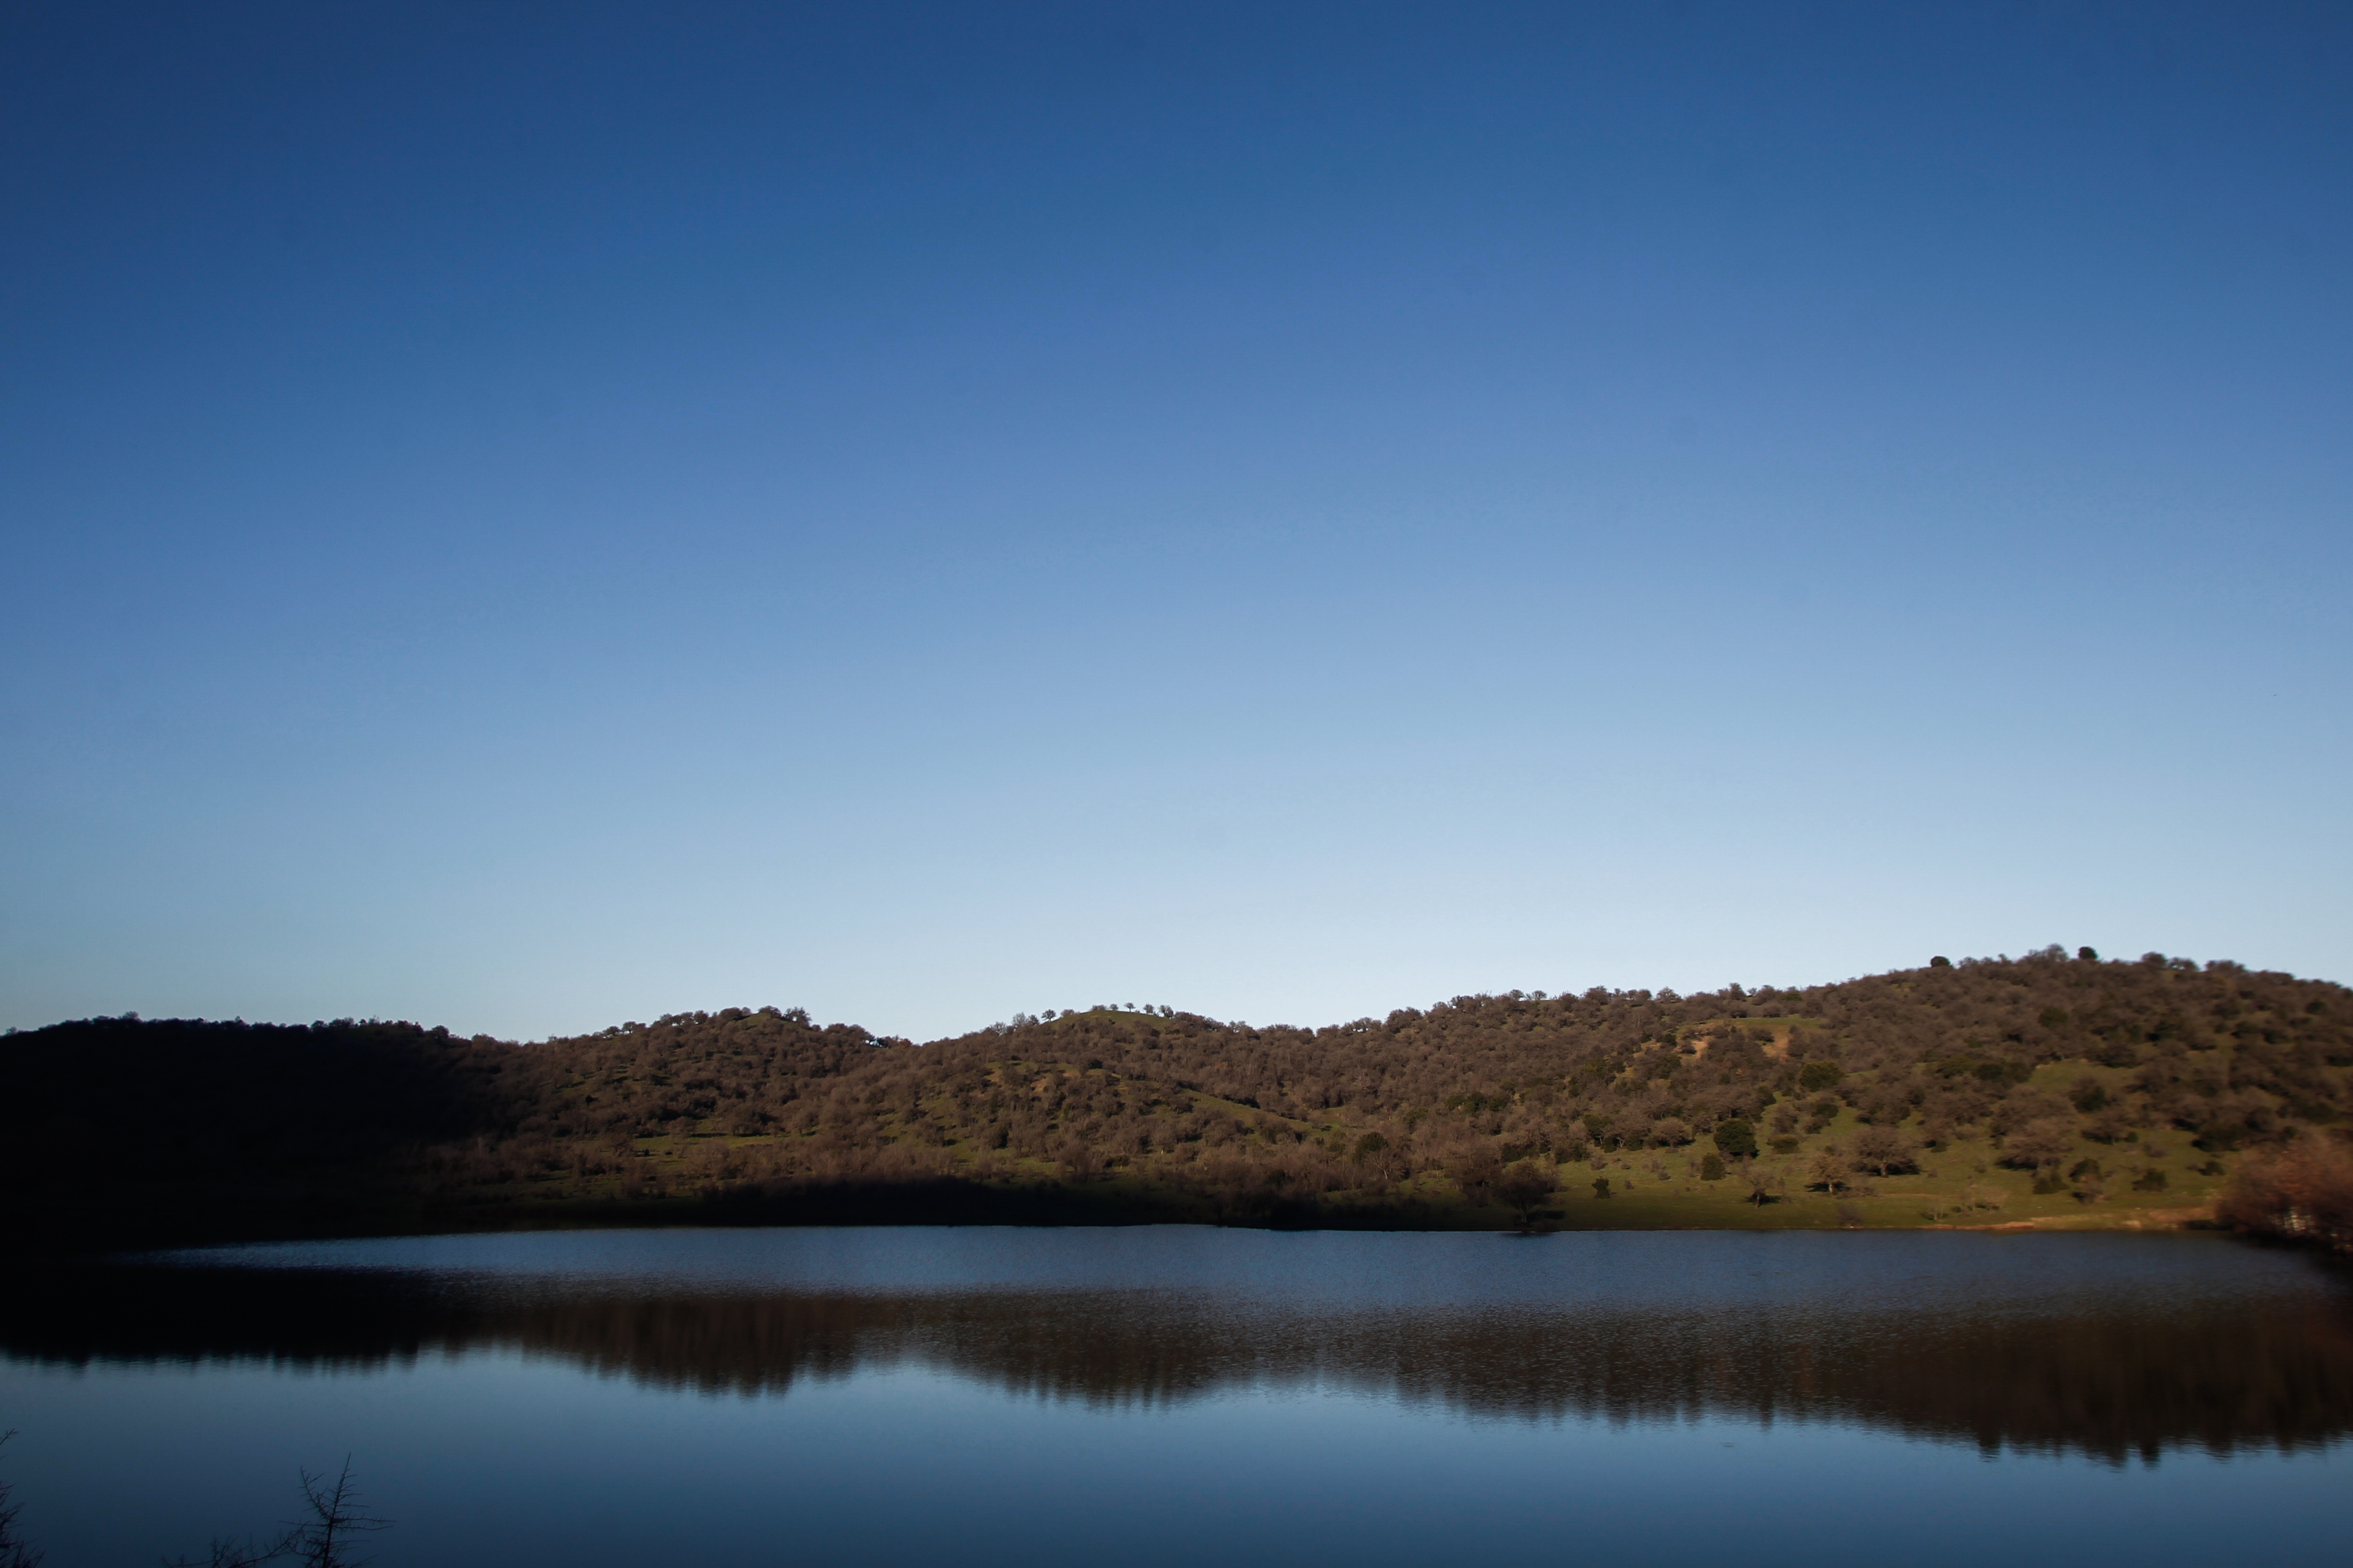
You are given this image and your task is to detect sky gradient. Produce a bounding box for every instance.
[5,2,2350,1041]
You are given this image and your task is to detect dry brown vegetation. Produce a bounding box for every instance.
[2220,1138,2353,1254]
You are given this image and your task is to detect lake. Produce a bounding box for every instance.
[3,1227,2348,1566]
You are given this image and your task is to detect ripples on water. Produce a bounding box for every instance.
[9,1229,2352,1466]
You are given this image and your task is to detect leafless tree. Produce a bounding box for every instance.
[167,1459,389,1568]
[0,1432,43,1568]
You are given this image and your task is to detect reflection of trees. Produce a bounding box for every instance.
[9,1265,2353,1465]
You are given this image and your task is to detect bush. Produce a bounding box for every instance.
[1712,1118,1757,1159]
[1647,1117,1693,1147]
[1699,1153,1725,1181]
[2218,1139,2353,1253]
[2195,1121,2251,1153]
[1798,1061,1844,1092]
[2002,1119,2076,1172]
[2131,1168,2168,1192]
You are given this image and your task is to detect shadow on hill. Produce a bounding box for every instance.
[0,1015,515,1252]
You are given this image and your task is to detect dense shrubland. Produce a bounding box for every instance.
[5,947,2349,1246]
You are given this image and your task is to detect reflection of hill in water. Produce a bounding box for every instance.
[10,1263,2352,1464]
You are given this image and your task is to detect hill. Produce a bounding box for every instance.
[5,947,2349,1250]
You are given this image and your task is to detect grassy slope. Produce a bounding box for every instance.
[416,1056,2228,1235]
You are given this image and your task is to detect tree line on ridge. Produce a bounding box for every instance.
[4,947,2349,1247]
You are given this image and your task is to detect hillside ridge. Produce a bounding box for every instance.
[6,947,2349,1249]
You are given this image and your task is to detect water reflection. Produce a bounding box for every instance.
[10,1246,2352,1466]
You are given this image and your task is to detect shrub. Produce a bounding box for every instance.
[1712,1118,1758,1159]
[1699,1153,1725,1181]
[2218,1139,2353,1253]
[1798,1061,1844,1092]
[2002,1119,2076,1172]
[2195,1120,2251,1153]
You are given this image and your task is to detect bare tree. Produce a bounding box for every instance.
[167,1535,298,1568]
[291,1461,390,1568]
[0,1432,43,1568]
[168,1459,389,1568]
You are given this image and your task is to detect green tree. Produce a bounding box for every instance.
[1712,1118,1757,1159]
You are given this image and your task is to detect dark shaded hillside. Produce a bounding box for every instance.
[6,948,2350,1248]
[0,1008,897,1250]
[0,1016,523,1249]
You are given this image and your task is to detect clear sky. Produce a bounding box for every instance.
[4,2,2348,1042]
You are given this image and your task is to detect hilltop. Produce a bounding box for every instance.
[5,947,2349,1250]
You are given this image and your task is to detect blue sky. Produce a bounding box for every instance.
[4,2,2348,1041]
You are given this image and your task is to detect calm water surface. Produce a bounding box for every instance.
[3,1227,2348,1566]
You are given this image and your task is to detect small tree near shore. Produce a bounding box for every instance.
[1497,1162,1559,1230]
